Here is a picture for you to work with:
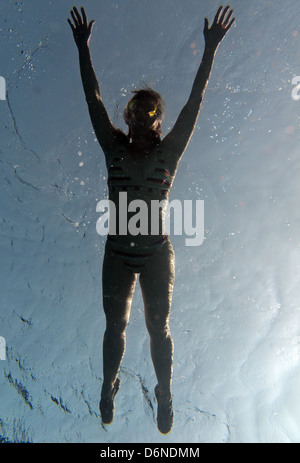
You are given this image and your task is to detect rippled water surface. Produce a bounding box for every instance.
[0,0,300,443]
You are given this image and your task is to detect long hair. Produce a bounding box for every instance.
[123,87,165,144]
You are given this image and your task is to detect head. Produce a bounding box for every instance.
[123,88,165,142]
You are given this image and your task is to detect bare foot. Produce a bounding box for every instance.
[100,377,121,425]
[154,384,173,434]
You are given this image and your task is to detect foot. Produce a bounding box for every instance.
[100,377,121,425]
[154,384,173,434]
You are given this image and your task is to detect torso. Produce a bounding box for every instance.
[103,139,179,249]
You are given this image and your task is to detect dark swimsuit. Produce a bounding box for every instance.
[104,143,175,273]
[106,235,169,273]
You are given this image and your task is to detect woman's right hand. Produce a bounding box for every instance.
[68,6,95,48]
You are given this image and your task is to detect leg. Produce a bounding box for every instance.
[139,240,175,433]
[100,241,137,423]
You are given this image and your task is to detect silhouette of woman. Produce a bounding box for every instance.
[68,5,235,434]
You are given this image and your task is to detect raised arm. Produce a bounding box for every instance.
[68,7,118,151]
[162,5,235,160]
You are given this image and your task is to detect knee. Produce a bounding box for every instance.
[146,314,170,341]
[105,317,128,336]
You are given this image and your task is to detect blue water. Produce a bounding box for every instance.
[0,0,300,443]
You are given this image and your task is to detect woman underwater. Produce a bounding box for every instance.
[68,5,235,434]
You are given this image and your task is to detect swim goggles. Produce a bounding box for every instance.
[127,100,158,118]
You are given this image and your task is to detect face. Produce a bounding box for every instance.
[125,98,160,131]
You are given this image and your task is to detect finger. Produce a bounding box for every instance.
[81,7,87,26]
[226,17,235,31]
[73,6,82,25]
[88,20,95,34]
[204,17,209,31]
[223,9,233,27]
[214,6,223,25]
[219,5,230,24]
[67,18,75,31]
[70,10,79,27]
